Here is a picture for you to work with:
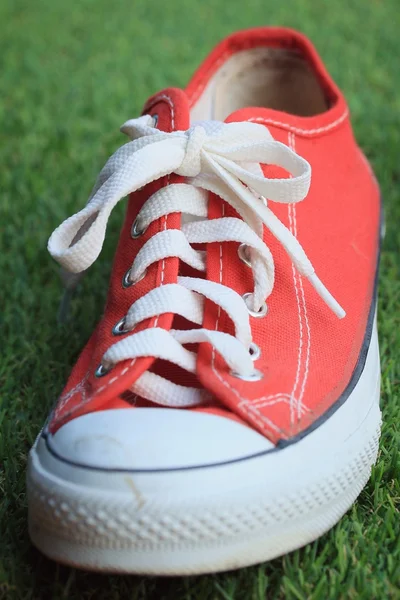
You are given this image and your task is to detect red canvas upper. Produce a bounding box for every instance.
[49,28,380,444]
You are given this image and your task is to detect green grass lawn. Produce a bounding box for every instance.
[1,0,399,598]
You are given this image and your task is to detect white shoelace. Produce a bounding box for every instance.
[49,116,345,407]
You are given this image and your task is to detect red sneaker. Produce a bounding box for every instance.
[28,27,381,574]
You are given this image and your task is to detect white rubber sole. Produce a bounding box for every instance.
[27,322,381,575]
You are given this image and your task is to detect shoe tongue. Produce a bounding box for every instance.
[142,87,191,132]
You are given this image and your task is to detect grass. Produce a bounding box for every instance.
[0,0,399,597]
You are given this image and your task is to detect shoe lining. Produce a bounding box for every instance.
[191,47,329,122]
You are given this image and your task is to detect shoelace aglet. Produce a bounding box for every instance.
[57,288,73,324]
[57,270,83,324]
[309,273,346,319]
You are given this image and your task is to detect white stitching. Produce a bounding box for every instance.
[57,377,87,405]
[241,402,282,433]
[209,200,285,435]
[291,133,311,418]
[55,94,176,422]
[211,202,225,368]
[249,394,311,414]
[154,198,169,327]
[212,367,285,433]
[253,392,292,402]
[54,373,89,418]
[288,132,304,425]
[209,129,319,436]
[56,96,324,433]
[208,199,284,435]
[248,109,348,137]
[252,392,292,407]
[189,45,339,434]
[146,93,173,331]
[188,49,348,137]
[244,395,290,409]
[298,275,311,416]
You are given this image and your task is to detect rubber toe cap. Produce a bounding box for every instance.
[45,408,273,470]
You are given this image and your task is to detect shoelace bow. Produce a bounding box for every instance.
[48,115,345,407]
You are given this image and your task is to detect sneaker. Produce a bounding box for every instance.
[27,27,382,574]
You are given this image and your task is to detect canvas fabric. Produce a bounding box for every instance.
[49,28,380,444]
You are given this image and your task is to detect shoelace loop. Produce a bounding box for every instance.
[48,115,345,407]
[175,125,208,176]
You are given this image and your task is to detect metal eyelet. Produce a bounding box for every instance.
[95,363,112,378]
[230,368,264,382]
[242,292,268,318]
[122,267,146,288]
[249,342,261,361]
[131,216,147,239]
[122,268,134,288]
[238,243,251,267]
[152,113,158,127]
[112,316,131,336]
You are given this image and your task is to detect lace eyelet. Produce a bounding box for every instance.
[238,243,251,267]
[95,363,112,378]
[242,292,268,318]
[249,342,261,361]
[112,316,131,336]
[230,368,264,382]
[122,268,134,288]
[122,268,146,288]
[131,216,147,239]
